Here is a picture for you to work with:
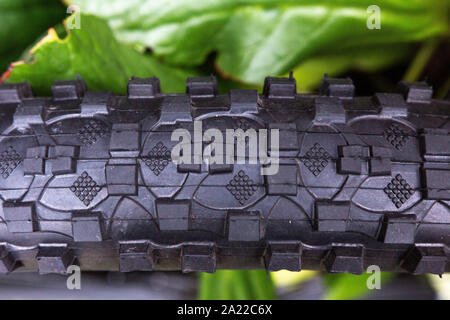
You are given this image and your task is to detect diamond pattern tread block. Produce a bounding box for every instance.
[226,170,259,204]
[383,174,415,208]
[0,75,447,274]
[384,123,410,150]
[70,172,102,206]
[77,119,109,146]
[301,143,331,176]
[143,142,171,176]
[0,146,23,179]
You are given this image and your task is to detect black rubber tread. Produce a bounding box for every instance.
[0,75,448,275]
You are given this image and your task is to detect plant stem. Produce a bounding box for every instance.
[403,39,439,82]
[437,77,450,99]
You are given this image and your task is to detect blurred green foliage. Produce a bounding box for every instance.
[199,270,276,300]
[0,0,65,71]
[68,0,448,84]
[6,15,194,95]
[323,272,395,300]
[3,0,448,93]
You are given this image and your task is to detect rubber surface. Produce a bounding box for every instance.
[0,75,448,275]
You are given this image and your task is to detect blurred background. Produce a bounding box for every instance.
[0,0,448,299]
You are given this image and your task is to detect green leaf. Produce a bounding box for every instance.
[67,0,448,83]
[323,272,395,300]
[0,0,66,71]
[291,43,412,92]
[3,14,196,95]
[198,270,276,300]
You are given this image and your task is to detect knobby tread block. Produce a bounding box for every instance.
[0,245,17,273]
[379,214,417,244]
[323,244,365,275]
[119,241,154,272]
[36,245,75,275]
[72,212,104,242]
[156,199,191,231]
[401,244,447,275]
[182,243,216,273]
[315,201,350,232]
[264,242,302,272]
[52,78,86,102]
[0,75,447,274]
[266,164,298,195]
[226,211,263,242]
[3,202,37,233]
